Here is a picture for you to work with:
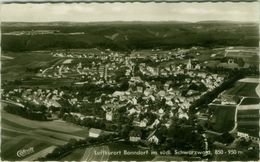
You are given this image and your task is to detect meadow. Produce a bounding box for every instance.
[59,141,155,161]
[223,82,259,98]
[209,104,236,132]
[1,108,89,161]
[237,109,259,137]
[1,51,62,81]
[240,97,260,105]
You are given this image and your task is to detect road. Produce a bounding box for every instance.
[229,97,244,134]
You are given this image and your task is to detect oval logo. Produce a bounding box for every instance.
[17,147,34,158]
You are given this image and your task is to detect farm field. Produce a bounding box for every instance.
[59,142,154,161]
[1,51,63,81]
[237,109,259,137]
[152,155,184,161]
[209,104,236,133]
[59,148,86,161]
[58,145,110,161]
[240,97,260,105]
[223,82,259,98]
[237,124,259,137]
[237,109,259,116]
[108,142,154,161]
[1,107,88,161]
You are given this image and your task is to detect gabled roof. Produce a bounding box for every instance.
[146,129,157,140]
[89,128,102,134]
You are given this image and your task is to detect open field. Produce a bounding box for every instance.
[223,82,259,98]
[1,52,62,81]
[223,77,260,98]
[237,109,259,116]
[59,145,110,161]
[108,142,154,161]
[59,142,154,161]
[237,109,259,137]
[152,155,184,161]
[1,108,88,161]
[237,124,259,137]
[240,97,260,105]
[81,145,110,161]
[209,104,236,133]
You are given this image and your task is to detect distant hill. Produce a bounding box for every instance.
[1,21,258,52]
[197,20,258,24]
[1,21,192,27]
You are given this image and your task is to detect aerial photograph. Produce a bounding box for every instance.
[0,1,259,161]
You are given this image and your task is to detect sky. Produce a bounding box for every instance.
[1,2,259,22]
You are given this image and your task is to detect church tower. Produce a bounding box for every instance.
[186,59,192,70]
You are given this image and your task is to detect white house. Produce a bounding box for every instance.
[237,132,249,139]
[106,111,113,121]
[139,118,148,128]
[89,128,103,138]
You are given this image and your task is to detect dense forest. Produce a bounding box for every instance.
[1,21,258,52]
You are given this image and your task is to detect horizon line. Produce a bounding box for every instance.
[2,20,259,23]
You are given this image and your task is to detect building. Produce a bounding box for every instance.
[186,59,192,70]
[237,131,259,142]
[106,111,113,121]
[104,64,108,81]
[147,130,159,145]
[139,118,148,127]
[195,64,201,70]
[89,128,103,138]
[136,86,144,93]
[129,130,142,142]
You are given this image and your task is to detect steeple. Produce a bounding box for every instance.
[186,59,192,70]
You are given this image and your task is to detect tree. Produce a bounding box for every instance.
[218,132,234,144]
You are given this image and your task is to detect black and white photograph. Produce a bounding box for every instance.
[0,0,259,161]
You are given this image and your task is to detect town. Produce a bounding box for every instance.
[1,46,259,161]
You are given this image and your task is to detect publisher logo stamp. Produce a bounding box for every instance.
[17,147,34,158]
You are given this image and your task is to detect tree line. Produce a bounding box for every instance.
[3,104,48,121]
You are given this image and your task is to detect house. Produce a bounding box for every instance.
[106,111,113,121]
[130,76,142,83]
[179,112,189,119]
[129,130,142,142]
[144,88,153,96]
[139,118,148,127]
[158,90,166,97]
[149,95,156,101]
[136,86,144,93]
[147,130,159,145]
[166,100,174,106]
[128,107,138,115]
[195,64,201,70]
[158,108,164,114]
[164,82,170,91]
[150,84,157,91]
[89,128,103,138]
[112,91,126,97]
[132,97,137,105]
